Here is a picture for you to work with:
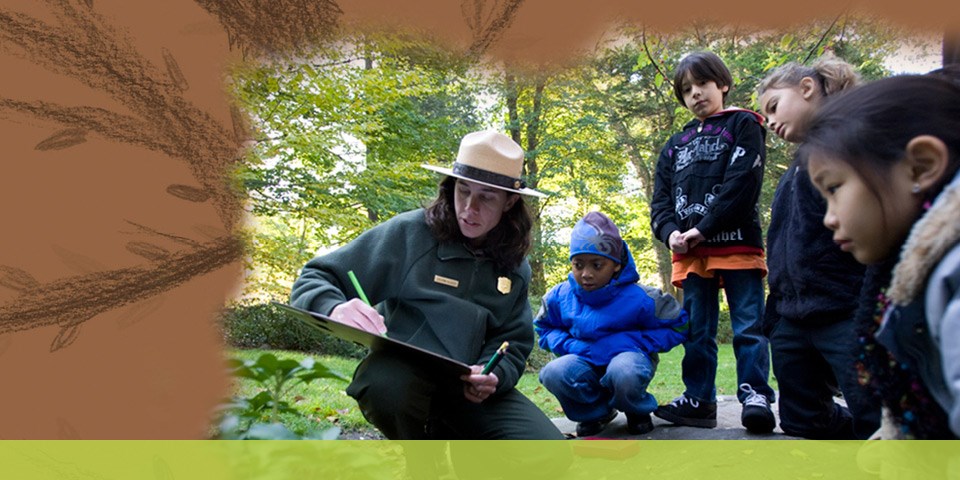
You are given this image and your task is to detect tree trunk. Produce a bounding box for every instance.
[525,79,546,297]
[505,74,521,143]
[363,47,379,223]
[504,73,547,298]
[607,113,678,298]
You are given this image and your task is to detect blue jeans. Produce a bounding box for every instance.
[681,270,774,404]
[769,316,880,439]
[539,351,659,422]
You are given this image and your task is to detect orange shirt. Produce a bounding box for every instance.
[671,252,767,288]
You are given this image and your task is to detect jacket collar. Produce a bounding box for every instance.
[438,241,479,260]
[713,107,765,124]
[888,170,960,305]
[683,107,765,130]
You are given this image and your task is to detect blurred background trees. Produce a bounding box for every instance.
[231,17,922,304]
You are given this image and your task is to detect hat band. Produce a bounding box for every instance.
[452,162,526,190]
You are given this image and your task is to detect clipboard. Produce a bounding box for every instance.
[272,302,472,377]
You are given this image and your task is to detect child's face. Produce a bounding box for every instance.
[807,153,921,265]
[571,254,621,291]
[759,83,818,143]
[680,72,728,121]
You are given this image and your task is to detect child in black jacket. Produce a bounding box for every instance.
[650,51,775,434]
[758,56,879,439]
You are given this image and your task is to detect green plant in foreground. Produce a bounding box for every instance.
[218,352,349,439]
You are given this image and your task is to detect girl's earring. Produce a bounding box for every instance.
[913,183,933,210]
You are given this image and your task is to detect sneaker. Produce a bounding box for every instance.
[626,413,654,435]
[739,383,775,434]
[653,394,717,428]
[575,410,618,437]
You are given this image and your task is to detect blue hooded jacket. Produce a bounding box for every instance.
[534,242,689,366]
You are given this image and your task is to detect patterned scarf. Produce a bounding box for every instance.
[855,258,954,439]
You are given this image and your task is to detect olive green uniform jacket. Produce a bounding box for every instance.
[290,209,534,394]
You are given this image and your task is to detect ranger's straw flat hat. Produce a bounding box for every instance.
[422,130,547,198]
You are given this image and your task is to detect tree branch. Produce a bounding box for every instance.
[465,0,524,58]
[194,0,342,58]
[0,2,242,229]
[641,28,673,105]
[0,235,243,336]
[1,99,168,154]
[804,12,845,63]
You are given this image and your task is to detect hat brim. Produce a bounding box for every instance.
[422,164,548,198]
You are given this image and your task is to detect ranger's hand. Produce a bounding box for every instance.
[329,299,386,335]
[461,365,499,404]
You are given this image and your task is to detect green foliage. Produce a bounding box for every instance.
[717,307,734,345]
[227,350,374,435]
[217,352,349,439]
[221,301,367,358]
[231,32,485,298]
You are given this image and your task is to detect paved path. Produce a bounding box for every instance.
[551,394,802,440]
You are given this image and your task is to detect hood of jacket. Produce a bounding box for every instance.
[888,170,960,305]
[681,106,766,130]
[566,240,640,306]
[714,107,766,125]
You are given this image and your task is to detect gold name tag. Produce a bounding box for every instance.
[497,276,511,294]
[434,275,459,288]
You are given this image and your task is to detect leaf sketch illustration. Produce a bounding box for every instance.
[461,0,525,57]
[0,0,258,350]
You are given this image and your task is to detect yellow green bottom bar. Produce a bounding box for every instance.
[1,440,958,479]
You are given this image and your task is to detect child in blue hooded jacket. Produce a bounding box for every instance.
[536,212,689,437]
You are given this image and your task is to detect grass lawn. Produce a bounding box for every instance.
[225,346,777,437]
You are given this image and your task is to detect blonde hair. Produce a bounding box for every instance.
[757,54,861,97]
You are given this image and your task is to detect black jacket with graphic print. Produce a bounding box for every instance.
[650,108,766,252]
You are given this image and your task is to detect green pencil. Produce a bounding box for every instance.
[347,270,386,337]
[347,270,370,305]
[481,341,509,375]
